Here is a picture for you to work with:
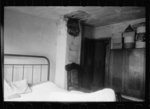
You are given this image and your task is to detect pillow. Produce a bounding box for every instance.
[4,79,32,99]
[4,79,21,99]
[11,79,32,94]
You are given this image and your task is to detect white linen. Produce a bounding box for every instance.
[50,89,116,102]
[4,79,20,99]
[5,81,67,101]
[4,79,32,99]
[5,81,116,102]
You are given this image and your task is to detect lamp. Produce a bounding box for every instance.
[135,23,145,48]
[123,25,135,49]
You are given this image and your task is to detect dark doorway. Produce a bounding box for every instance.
[80,38,110,91]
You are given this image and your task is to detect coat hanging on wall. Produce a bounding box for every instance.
[67,18,80,37]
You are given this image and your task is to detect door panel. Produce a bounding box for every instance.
[109,50,124,92]
[92,41,106,89]
[80,38,95,89]
[108,49,145,99]
[124,49,145,98]
[80,38,110,90]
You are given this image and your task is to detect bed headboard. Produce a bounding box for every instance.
[4,54,50,85]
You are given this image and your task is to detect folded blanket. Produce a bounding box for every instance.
[4,79,32,99]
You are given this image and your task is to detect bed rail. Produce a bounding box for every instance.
[4,54,50,85]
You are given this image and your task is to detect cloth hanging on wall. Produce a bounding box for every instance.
[67,18,80,37]
[65,63,81,72]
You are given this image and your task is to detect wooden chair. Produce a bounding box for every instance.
[65,63,81,91]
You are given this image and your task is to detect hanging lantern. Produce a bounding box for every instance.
[123,25,135,49]
[135,23,145,48]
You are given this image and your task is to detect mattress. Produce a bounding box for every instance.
[5,81,116,102]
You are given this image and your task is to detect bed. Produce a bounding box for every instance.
[4,54,116,102]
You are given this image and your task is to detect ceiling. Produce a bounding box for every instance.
[6,6,145,27]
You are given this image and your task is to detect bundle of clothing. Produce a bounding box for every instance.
[65,63,83,72]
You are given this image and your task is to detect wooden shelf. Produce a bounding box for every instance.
[111,48,145,50]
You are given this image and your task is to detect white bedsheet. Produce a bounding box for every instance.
[5,81,116,102]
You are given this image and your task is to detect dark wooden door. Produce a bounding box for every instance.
[109,50,124,92]
[80,38,110,90]
[92,40,107,90]
[80,38,94,89]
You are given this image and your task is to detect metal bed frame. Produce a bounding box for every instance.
[4,54,50,83]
